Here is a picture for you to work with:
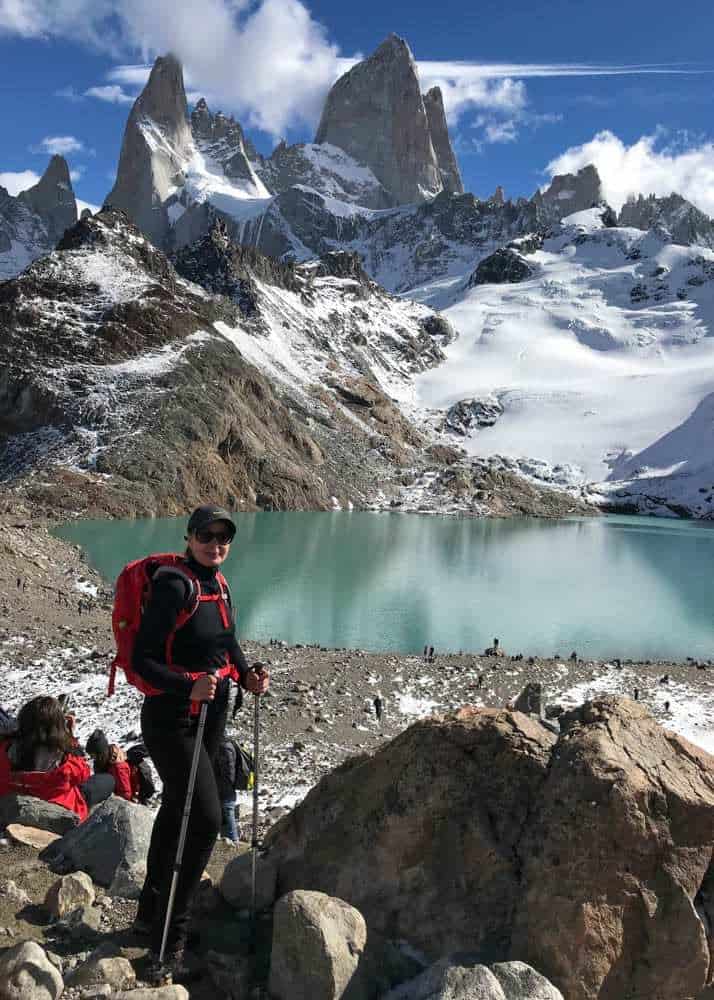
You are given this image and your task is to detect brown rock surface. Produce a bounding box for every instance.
[264,698,714,1000]
[512,697,714,1000]
[266,708,555,961]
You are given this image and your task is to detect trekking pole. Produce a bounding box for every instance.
[158,669,216,969]
[250,662,264,925]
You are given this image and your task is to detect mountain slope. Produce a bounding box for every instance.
[405,208,714,517]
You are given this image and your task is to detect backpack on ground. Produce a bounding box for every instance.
[233,741,254,791]
[126,743,156,804]
[108,553,232,697]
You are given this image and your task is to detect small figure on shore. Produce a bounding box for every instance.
[16,577,20,590]
[634,688,639,701]
[78,601,83,616]
[485,638,504,658]
[476,674,484,690]
[374,694,384,722]
[614,659,622,669]
[423,645,428,663]
[660,674,669,685]
[570,650,578,662]
[428,646,435,663]
[664,701,670,712]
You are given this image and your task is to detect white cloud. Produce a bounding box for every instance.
[106,63,152,87]
[84,84,134,104]
[484,119,518,144]
[0,169,40,195]
[420,73,526,125]
[37,135,85,156]
[55,85,84,102]
[546,129,714,216]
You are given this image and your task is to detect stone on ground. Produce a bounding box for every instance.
[44,871,95,918]
[512,682,542,716]
[5,824,60,850]
[384,958,506,1000]
[269,890,368,1000]
[0,881,30,908]
[220,850,277,911]
[0,795,79,835]
[0,940,64,1000]
[41,797,153,898]
[67,946,136,990]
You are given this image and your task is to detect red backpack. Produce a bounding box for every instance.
[108,553,235,697]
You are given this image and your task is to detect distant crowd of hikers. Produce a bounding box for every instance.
[0,504,269,984]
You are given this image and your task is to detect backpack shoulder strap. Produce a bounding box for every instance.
[153,563,200,612]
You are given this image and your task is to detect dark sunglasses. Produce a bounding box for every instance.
[195,529,234,545]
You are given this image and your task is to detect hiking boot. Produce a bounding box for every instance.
[146,944,190,986]
[133,884,158,937]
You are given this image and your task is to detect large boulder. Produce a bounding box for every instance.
[0,940,63,1000]
[467,248,533,287]
[0,795,80,835]
[384,957,563,999]
[264,698,714,1000]
[269,890,368,1000]
[511,698,714,999]
[41,797,153,898]
[266,707,555,961]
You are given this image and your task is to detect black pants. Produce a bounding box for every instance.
[81,772,115,807]
[139,683,228,952]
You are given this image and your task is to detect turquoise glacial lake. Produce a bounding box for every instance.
[54,512,714,661]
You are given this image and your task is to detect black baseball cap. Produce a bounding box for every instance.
[187,504,237,537]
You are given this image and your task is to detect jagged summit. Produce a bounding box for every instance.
[18,155,77,244]
[105,53,193,246]
[315,34,446,205]
[618,191,714,248]
[536,164,603,218]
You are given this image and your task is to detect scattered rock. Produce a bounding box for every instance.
[269,890,368,1000]
[115,989,189,1000]
[0,796,79,835]
[0,881,30,908]
[66,946,135,990]
[44,871,95,919]
[0,940,64,1000]
[41,798,153,899]
[512,682,542,716]
[5,824,61,850]
[491,961,564,999]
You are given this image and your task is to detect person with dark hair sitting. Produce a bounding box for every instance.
[0,695,112,821]
[86,729,132,802]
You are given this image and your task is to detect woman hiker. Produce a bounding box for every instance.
[130,504,269,980]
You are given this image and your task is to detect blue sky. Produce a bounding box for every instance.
[1,0,713,214]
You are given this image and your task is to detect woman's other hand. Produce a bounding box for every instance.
[244,662,269,695]
[190,674,218,702]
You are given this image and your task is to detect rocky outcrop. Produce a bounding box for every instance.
[105,54,193,246]
[315,35,443,205]
[467,248,534,286]
[263,698,714,1000]
[423,87,463,195]
[0,795,80,835]
[619,192,714,248]
[18,156,77,244]
[536,164,603,221]
[445,396,504,435]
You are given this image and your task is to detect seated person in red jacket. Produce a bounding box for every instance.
[0,695,108,822]
[85,729,133,802]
